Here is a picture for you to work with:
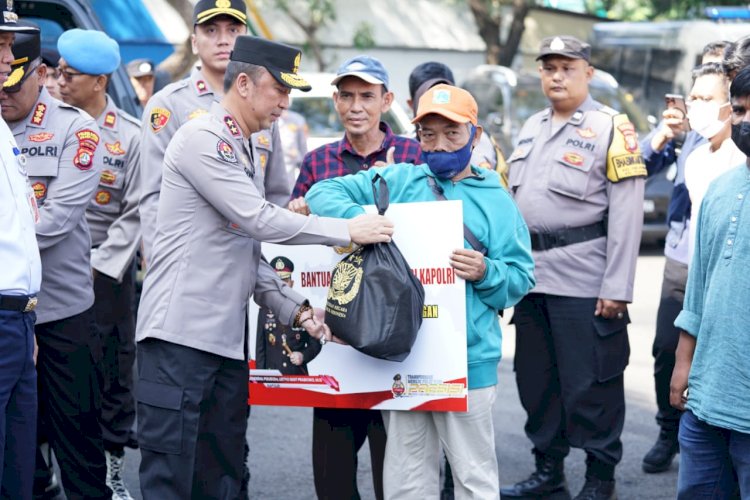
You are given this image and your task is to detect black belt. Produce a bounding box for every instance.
[530,221,606,251]
[0,294,38,312]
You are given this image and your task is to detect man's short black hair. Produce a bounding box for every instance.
[223,61,263,93]
[702,40,731,59]
[723,36,750,78]
[730,65,750,99]
[408,62,454,100]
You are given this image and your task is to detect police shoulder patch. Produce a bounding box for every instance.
[606,114,647,182]
[149,107,171,133]
[216,140,238,164]
[74,129,100,171]
[103,111,117,128]
[30,103,46,126]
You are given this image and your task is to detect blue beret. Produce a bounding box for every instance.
[57,29,120,75]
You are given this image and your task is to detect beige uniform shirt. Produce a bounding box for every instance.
[136,102,350,360]
[138,67,291,263]
[11,88,102,323]
[86,96,141,281]
[507,95,645,302]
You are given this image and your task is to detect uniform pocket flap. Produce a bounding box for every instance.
[26,159,59,177]
[592,312,630,337]
[136,379,182,410]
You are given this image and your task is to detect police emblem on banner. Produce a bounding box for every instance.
[149,107,171,132]
[326,249,364,312]
[216,140,238,163]
[74,129,99,171]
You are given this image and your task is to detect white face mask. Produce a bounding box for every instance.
[687,100,730,139]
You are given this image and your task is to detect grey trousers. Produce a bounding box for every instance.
[136,338,247,500]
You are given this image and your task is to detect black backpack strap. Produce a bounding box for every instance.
[426,177,487,256]
[371,174,389,215]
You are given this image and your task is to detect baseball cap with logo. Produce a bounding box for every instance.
[230,36,311,91]
[331,55,389,90]
[412,84,478,126]
[127,58,155,78]
[0,1,38,33]
[193,0,247,25]
[536,35,591,62]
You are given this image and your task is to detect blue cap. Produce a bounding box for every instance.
[331,55,389,90]
[57,29,121,75]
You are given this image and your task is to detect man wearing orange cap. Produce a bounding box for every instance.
[306,84,535,499]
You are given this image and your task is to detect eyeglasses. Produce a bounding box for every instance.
[55,67,88,83]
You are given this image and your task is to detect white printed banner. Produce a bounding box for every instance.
[248,200,468,411]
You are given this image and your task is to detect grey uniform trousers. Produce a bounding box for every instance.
[136,338,247,500]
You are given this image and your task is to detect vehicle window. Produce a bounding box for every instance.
[462,81,504,121]
[512,86,549,126]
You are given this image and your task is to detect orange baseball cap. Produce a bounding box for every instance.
[412,84,478,126]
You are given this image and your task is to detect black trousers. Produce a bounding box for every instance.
[93,265,136,450]
[137,338,247,500]
[312,408,386,500]
[652,257,688,434]
[34,308,110,500]
[513,294,629,478]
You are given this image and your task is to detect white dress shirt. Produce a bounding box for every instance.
[0,117,41,295]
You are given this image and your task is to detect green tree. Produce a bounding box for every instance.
[467,0,531,66]
[269,0,336,71]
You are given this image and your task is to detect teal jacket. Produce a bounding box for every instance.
[306,163,535,389]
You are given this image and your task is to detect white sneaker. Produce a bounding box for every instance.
[105,450,134,500]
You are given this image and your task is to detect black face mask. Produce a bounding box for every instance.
[731,122,750,156]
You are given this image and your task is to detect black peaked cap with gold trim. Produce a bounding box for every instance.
[3,27,40,92]
[0,1,39,33]
[231,36,311,91]
[193,0,247,25]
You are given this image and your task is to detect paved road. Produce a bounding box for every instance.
[112,252,676,499]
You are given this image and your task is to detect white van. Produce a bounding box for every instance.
[590,20,750,116]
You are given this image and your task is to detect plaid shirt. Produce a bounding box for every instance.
[291,122,422,198]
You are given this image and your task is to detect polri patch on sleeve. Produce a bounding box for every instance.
[606,114,647,182]
[217,140,238,164]
[74,129,100,171]
[149,107,171,133]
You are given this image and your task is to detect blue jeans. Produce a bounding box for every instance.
[0,309,37,500]
[678,410,750,499]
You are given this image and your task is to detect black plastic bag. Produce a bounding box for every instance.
[325,174,425,362]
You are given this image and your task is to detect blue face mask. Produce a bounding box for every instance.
[421,125,476,179]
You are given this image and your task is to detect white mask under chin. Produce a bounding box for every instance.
[687,100,730,139]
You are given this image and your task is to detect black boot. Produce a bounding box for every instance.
[642,430,679,473]
[500,453,567,498]
[573,477,616,500]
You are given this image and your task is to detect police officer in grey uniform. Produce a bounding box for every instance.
[138,0,291,263]
[135,36,393,499]
[501,36,645,500]
[55,29,141,500]
[0,26,110,499]
[255,256,322,375]
[0,10,42,500]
